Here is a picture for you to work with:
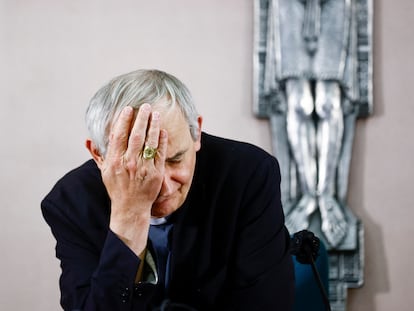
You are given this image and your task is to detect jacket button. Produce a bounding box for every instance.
[134,285,143,297]
[120,287,130,303]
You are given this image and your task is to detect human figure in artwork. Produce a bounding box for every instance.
[265,0,359,247]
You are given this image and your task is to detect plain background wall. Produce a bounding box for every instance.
[1,0,413,310]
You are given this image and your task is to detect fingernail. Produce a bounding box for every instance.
[123,106,133,115]
[141,103,151,112]
[152,111,160,120]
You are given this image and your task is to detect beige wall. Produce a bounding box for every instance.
[1,1,413,310]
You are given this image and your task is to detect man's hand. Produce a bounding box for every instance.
[100,104,168,256]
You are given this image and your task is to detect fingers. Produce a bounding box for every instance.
[145,111,161,150]
[106,103,165,167]
[127,104,152,159]
[106,106,134,161]
[154,129,168,166]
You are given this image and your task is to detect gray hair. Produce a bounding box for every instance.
[85,69,199,155]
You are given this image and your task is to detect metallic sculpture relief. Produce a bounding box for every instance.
[253,0,373,310]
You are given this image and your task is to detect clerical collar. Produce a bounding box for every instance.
[150,207,184,226]
[150,217,168,225]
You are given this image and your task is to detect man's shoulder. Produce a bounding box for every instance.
[41,159,107,209]
[52,159,101,189]
[200,132,275,165]
[196,132,280,185]
[41,160,109,249]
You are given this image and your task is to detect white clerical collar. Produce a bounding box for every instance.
[150,217,168,225]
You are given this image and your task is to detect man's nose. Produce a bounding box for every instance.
[160,171,175,195]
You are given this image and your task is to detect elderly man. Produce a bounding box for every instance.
[42,69,294,310]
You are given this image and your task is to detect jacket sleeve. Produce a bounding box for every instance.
[41,193,156,311]
[218,155,295,310]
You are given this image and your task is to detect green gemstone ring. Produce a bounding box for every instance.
[142,146,157,160]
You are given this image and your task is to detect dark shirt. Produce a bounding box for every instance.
[149,219,173,290]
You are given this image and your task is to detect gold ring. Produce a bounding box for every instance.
[142,146,157,160]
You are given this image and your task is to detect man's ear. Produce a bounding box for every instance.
[85,139,104,168]
[194,116,203,151]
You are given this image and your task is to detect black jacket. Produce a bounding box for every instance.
[42,133,295,310]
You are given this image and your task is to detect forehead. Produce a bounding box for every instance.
[153,100,187,130]
[153,101,192,152]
